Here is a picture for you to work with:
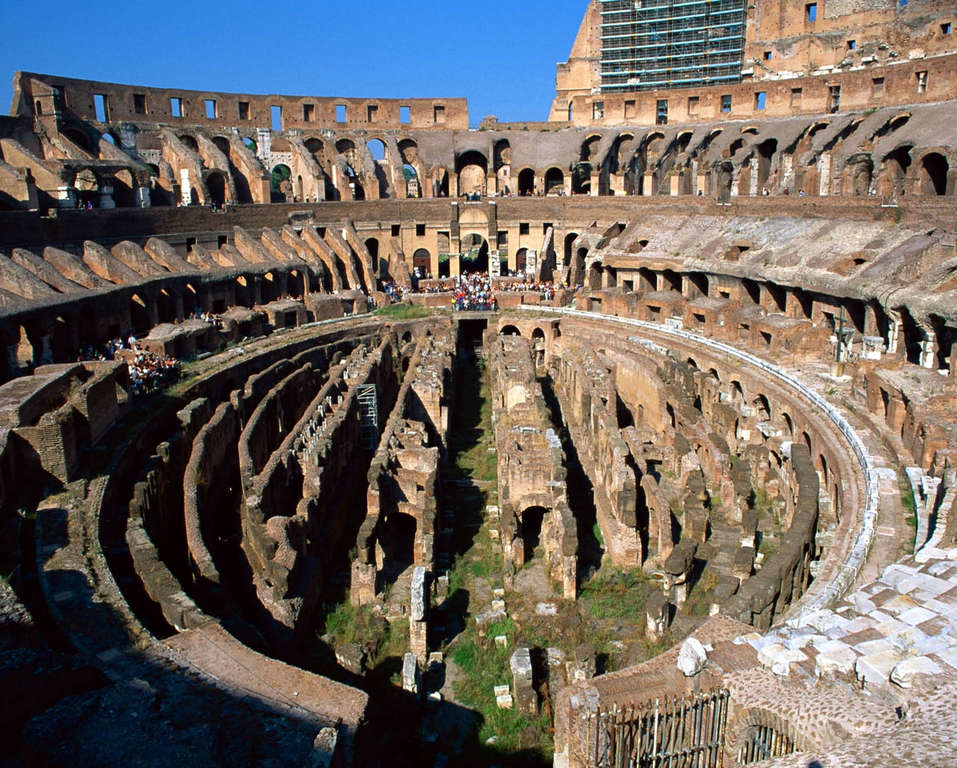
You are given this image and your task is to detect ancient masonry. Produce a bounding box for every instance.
[0,0,956,766]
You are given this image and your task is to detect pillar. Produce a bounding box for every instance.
[56,185,77,209]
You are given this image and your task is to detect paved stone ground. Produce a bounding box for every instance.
[734,543,957,767]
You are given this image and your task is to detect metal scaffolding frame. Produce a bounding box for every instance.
[599,0,747,93]
[357,383,379,450]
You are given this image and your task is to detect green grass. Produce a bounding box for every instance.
[320,601,408,671]
[579,566,651,622]
[373,303,433,319]
[681,569,720,618]
[898,471,918,555]
[450,624,532,752]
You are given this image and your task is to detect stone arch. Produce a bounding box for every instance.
[500,324,521,336]
[517,168,535,196]
[270,163,291,202]
[206,170,228,207]
[727,707,802,765]
[129,293,150,335]
[563,232,579,269]
[877,145,912,197]
[112,169,136,207]
[515,247,528,275]
[461,233,488,273]
[544,167,565,196]
[520,505,548,561]
[62,127,94,153]
[412,248,431,275]
[456,150,488,197]
[917,151,948,196]
[178,134,199,153]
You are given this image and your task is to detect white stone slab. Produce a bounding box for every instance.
[890,656,943,688]
[814,640,858,676]
[856,649,906,683]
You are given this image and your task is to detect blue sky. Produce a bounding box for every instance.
[2,0,587,125]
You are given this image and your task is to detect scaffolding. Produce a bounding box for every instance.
[599,0,747,93]
[357,383,379,450]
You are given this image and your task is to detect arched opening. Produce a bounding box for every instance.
[364,238,380,277]
[129,294,150,335]
[518,168,535,196]
[212,136,230,156]
[366,139,389,198]
[571,162,592,194]
[112,169,136,207]
[879,146,912,197]
[544,167,565,196]
[270,164,291,202]
[62,128,93,153]
[380,512,417,589]
[756,139,777,192]
[918,152,948,196]
[179,134,199,153]
[206,171,227,207]
[494,139,512,194]
[500,325,521,336]
[563,232,579,269]
[461,234,488,274]
[432,168,449,198]
[752,394,771,421]
[521,506,548,561]
[345,165,365,201]
[242,137,257,154]
[456,150,488,198]
[366,138,386,162]
[156,289,175,324]
[14,325,33,370]
[515,248,528,275]
[288,269,304,300]
[412,248,431,277]
[402,164,419,198]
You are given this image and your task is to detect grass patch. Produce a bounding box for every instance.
[579,566,651,622]
[321,601,408,670]
[450,626,531,752]
[682,569,719,618]
[898,471,918,555]
[373,303,433,320]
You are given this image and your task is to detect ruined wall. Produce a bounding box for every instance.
[240,336,400,647]
[351,327,454,605]
[14,72,469,131]
[489,331,578,598]
[550,345,642,566]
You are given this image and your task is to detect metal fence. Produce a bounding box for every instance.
[584,690,731,768]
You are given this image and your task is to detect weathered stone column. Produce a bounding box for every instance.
[410,566,428,662]
[510,647,537,716]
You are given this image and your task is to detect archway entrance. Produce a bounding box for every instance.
[270,164,291,202]
[545,168,565,196]
[207,171,227,207]
[518,168,535,196]
[461,234,488,274]
[456,151,488,197]
[919,152,948,196]
[412,248,431,277]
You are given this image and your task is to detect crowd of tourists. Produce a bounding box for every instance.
[380,279,410,303]
[495,279,560,302]
[452,272,497,312]
[80,335,179,397]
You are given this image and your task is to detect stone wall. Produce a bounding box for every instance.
[489,331,578,598]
